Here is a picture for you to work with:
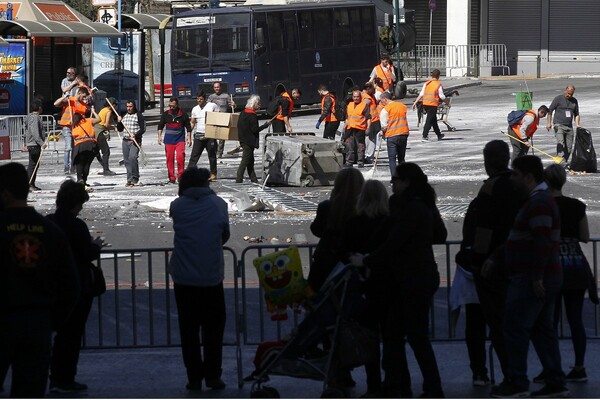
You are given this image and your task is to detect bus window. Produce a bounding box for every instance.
[173,28,209,68]
[284,17,298,50]
[334,9,351,46]
[212,13,250,66]
[349,9,363,44]
[313,10,332,48]
[298,11,314,49]
[267,13,284,51]
[360,7,375,44]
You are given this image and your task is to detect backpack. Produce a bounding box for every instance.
[266,95,282,118]
[507,110,529,127]
[333,95,346,121]
[570,127,597,173]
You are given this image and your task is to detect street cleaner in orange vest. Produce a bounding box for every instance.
[362,83,382,164]
[379,91,410,176]
[369,54,396,93]
[54,87,89,174]
[412,69,448,141]
[272,88,302,133]
[71,109,101,189]
[507,106,549,161]
[316,84,340,140]
[343,89,371,168]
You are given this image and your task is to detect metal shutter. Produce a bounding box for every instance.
[488,0,541,61]
[404,0,447,46]
[548,0,600,52]
[470,0,480,45]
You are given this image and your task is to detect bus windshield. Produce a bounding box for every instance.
[173,12,251,71]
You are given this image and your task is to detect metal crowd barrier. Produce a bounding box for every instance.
[4,114,62,161]
[86,239,600,385]
[399,44,510,78]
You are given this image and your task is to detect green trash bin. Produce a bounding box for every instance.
[516,91,533,110]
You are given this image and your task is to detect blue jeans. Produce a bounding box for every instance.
[387,134,408,176]
[503,274,564,389]
[62,126,72,168]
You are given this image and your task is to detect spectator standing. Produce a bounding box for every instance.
[412,69,447,141]
[488,155,567,398]
[271,88,302,133]
[0,163,78,398]
[189,92,219,181]
[362,83,381,164]
[54,87,89,174]
[470,140,524,385]
[533,164,598,383]
[379,92,409,175]
[169,167,230,391]
[94,97,117,176]
[208,82,236,158]
[157,97,192,184]
[343,89,371,168]
[47,180,105,394]
[546,85,580,165]
[316,85,340,140]
[236,95,270,183]
[61,66,79,96]
[342,180,393,397]
[507,106,549,161]
[117,100,146,187]
[350,162,447,398]
[368,54,396,93]
[24,99,46,191]
[71,111,101,189]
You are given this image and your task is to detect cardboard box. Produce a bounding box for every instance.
[205,112,239,140]
[205,125,238,141]
[206,112,239,127]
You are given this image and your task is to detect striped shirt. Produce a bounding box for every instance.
[505,182,562,287]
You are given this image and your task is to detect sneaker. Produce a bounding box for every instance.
[343,163,353,168]
[49,381,88,393]
[438,133,445,140]
[64,167,71,175]
[29,184,41,192]
[205,378,226,390]
[126,182,134,187]
[490,381,529,398]
[565,366,587,382]
[132,177,139,184]
[118,159,125,166]
[421,137,429,142]
[102,169,117,176]
[532,371,546,384]
[357,162,364,168]
[168,179,177,184]
[227,146,243,155]
[473,374,490,387]
[235,179,243,183]
[530,385,569,398]
[208,173,217,182]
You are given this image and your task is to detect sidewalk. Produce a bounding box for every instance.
[11,339,594,398]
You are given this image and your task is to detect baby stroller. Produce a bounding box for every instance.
[416,89,460,132]
[248,263,376,398]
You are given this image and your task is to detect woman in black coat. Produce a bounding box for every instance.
[236,95,270,183]
[350,162,447,398]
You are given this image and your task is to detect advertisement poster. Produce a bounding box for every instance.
[0,117,10,159]
[92,34,141,108]
[0,42,27,115]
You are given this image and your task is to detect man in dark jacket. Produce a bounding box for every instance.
[0,163,79,398]
[236,95,270,183]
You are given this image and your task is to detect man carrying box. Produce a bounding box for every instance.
[189,92,219,181]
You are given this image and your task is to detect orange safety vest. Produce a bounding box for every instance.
[361,92,379,122]
[375,64,393,91]
[59,97,88,127]
[72,119,96,146]
[321,94,337,123]
[346,101,368,131]
[383,101,409,137]
[276,92,294,121]
[422,79,442,107]
[511,109,538,140]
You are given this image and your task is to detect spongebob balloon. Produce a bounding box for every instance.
[253,246,308,320]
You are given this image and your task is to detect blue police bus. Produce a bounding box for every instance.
[170,1,381,111]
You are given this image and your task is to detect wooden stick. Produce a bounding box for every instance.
[107,100,148,166]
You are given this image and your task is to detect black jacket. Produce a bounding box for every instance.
[237,109,269,149]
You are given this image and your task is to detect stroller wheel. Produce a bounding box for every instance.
[251,386,280,398]
[320,387,347,398]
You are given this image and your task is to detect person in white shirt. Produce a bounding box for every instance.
[189,91,219,181]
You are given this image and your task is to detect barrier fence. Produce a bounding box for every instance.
[399,44,510,78]
[87,240,599,386]
[3,114,63,163]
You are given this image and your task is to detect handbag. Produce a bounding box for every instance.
[90,263,106,297]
